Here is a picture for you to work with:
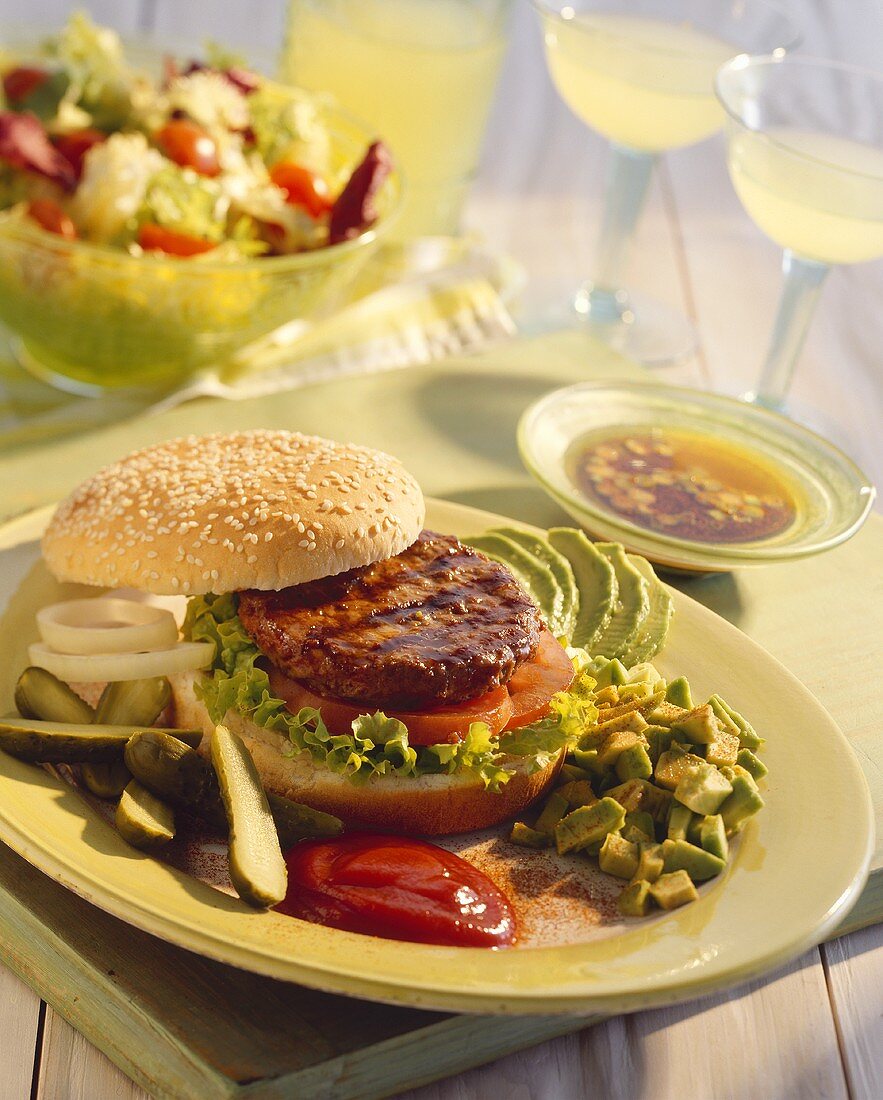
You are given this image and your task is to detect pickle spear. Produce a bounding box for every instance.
[81,759,131,799]
[95,677,171,726]
[125,729,343,845]
[0,719,201,762]
[211,724,287,908]
[116,780,175,849]
[14,667,95,724]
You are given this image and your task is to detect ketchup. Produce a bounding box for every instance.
[277,835,517,948]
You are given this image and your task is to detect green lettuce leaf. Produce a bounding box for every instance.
[183,593,598,792]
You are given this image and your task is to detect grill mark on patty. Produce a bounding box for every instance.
[238,530,543,709]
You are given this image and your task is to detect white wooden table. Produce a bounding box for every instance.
[1,2,881,1097]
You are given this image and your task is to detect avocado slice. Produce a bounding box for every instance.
[591,544,651,663]
[554,797,626,855]
[467,533,567,637]
[665,676,693,710]
[649,869,699,910]
[547,528,617,651]
[599,833,640,879]
[662,838,726,882]
[620,555,674,666]
[488,527,580,641]
[674,763,733,815]
[618,878,654,917]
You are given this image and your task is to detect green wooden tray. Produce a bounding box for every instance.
[1,332,879,1097]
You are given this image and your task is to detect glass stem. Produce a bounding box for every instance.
[584,144,656,324]
[752,251,830,410]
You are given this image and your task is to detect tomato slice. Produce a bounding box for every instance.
[156,119,220,177]
[3,67,49,104]
[138,222,215,257]
[504,629,575,730]
[54,128,105,179]
[26,199,77,240]
[267,666,513,746]
[270,161,333,218]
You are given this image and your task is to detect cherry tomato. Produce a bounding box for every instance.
[269,161,333,218]
[267,666,514,745]
[503,629,575,730]
[53,128,105,179]
[278,834,517,947]
[3,67,49,104]
[138,222,215,257]
[26,198,77,240]
[156,119,220,177]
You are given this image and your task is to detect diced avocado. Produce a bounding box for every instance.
[650,870,699,910]
[593,658,629,688]
[597,729,643,767]
[736,748,768,781]
[467,533,567,638]
[667,802,695,842]
[559,763,594,784]
[665,677,693,710]
[646,700,691,728]
[606,778,672,822]
[618,879,654,917]
[671,704,722,746]
[115,781,175,850]
[211,724,287,908]
[592,683,620,706]
[599,833,639,879]
[673,764,733,815]
[557,779,598,808]
[592,543,651,662]
[534,790,570,834]
[622,810,656,845]
[554,797,626,855]
[704,729,740,769]
[693,814,729,861]
[547,528,618,651]
[662,838,726,882]
[510,822,550,849]
[654,747,706,791]
[616,742,653,782]
[709,695,763,751]
[568,747,606,777]
[719,775,765,834]
[646,725,674,765]
[594,710,650,740]
[489,527,580,642]
[632,842,665,883]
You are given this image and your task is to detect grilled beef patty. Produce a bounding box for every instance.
[238,530,542,710]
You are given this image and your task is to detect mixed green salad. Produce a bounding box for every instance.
[0,13,391,258]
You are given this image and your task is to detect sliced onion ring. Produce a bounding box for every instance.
[37,598,178,655]
[28,641,214,683]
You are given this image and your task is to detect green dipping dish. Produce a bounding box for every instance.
[518,382,875,573]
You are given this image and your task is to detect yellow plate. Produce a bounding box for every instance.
[0,501,872,1015]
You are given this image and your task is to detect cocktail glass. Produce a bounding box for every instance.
[283,0,512,239]
[716,54,883,418]
[531,0,799,365]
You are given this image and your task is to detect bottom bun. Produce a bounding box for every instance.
[171,671,563,836]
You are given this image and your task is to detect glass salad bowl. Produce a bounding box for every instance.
[0,26,402,394]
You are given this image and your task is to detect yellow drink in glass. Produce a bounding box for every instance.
[729,130,883,265]
[283,0,509,237]
[542,13,736,152]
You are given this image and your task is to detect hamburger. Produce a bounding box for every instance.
[42,430,585,835]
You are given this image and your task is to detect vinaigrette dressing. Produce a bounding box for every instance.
[568,428,798,544]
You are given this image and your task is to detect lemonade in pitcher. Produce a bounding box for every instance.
[283,0,510,237]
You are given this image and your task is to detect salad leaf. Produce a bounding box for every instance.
[183,593,593,791]
[165,71,249,136]
[247,82,330,175]
[140,164,227,243]
[44,12,134,129]
[71,131,164,243]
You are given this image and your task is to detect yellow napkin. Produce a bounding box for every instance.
[0,235,521,450]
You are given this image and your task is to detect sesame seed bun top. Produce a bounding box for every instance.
[41,430,426,595]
